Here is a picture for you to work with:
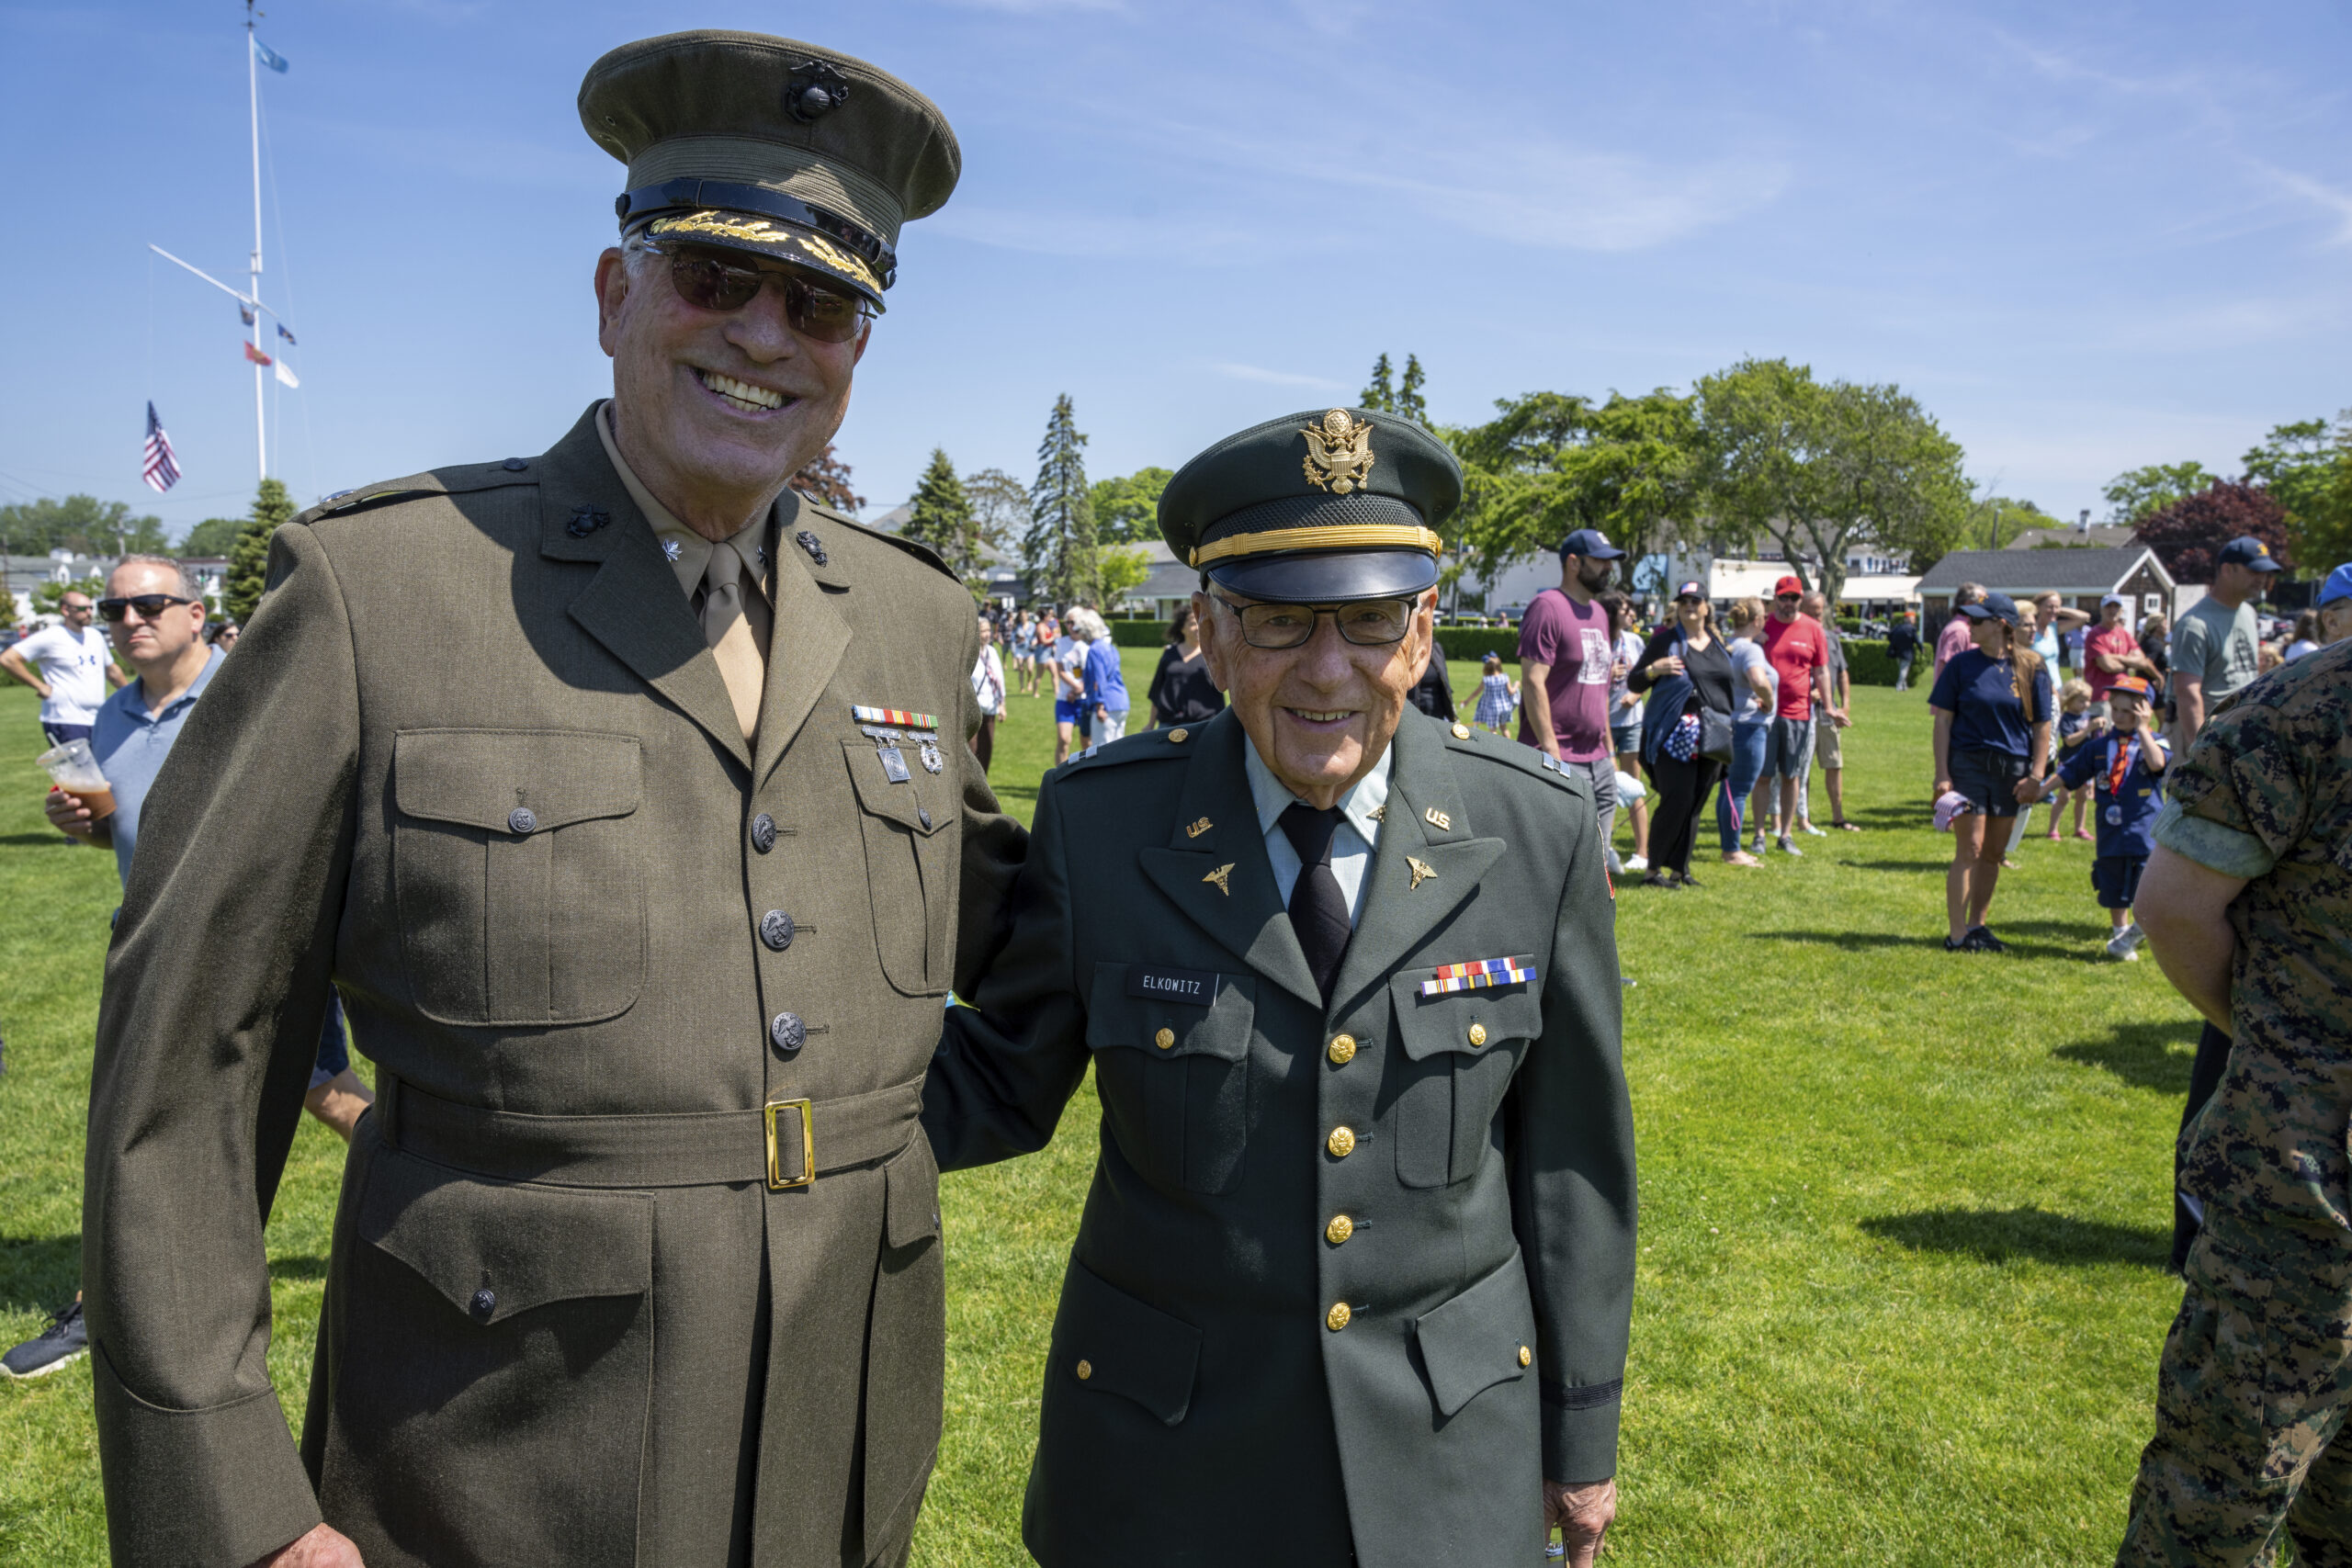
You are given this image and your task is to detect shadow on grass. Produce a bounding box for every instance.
[269,1255,330,1281]
[1841,859,1952,873]
[0,1235,80,1314]
[0,832,69,848]
[1860,1206,2170,1269]
[1749,930,2091,962]
[2055,1020,2201,1094]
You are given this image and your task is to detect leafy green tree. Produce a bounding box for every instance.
[962,468,1027,569]
[1098,545,1153,612]
[1025,395,1099,607]
[903,448,982,579]
[2102,461,2216,525]
[1961,494,2059,550]
[1089,467,1174,545]
[1397,355,1429,427]
[2242,413,2352,568]
[224,477,297,627]
[0,582,17,633]
[0,494,168,557]
[1361,354,1395,413]
[181,517,245,558]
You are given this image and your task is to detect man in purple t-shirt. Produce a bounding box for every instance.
[1520,527,1625,858]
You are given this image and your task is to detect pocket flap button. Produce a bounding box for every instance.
[1075,1359,1093,1381]
[1154,1027,1175,1050]
[470,1287,496,1320]
[506,807,537,836]
[1467,1022,1488,1047]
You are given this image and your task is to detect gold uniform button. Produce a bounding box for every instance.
[1075,1359,1093,1381]
[1154,1027,1175,1050]
[1468,1022,1488,1047]
[1452,723,1472,739]
[1169,728,1189,744]
[1518,1346,1532,1368]
[1326,1214,1354,1246]
[1327,1126,1356,1159]
[1327,1302,1352,1332]
[1328,1033,1357,1065]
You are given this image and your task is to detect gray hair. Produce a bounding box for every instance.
[115,554,203,604]
[1956,581,1985,606]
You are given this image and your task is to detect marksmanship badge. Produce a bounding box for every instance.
[1300,408,1376,495]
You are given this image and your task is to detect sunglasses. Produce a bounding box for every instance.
[98,593,197,622]
[1209,591,1415,649]
[650,243,871,344]
[1774,593,1802,604]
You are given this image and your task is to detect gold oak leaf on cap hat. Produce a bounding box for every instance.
[580,30,960,310]
[1158,407,1463,603]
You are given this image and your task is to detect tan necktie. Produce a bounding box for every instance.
[695,539,770,740]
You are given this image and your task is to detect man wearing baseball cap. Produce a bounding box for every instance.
[1518,528,1628,862]
[1755,575,1830,856]
[2084,592,2160,708]
[2318,561,2352,646]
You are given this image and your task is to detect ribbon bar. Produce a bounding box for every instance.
[853,705,940,731]
[1419,955,1537,997]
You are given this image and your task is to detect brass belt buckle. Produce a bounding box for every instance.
[764,1098,815,1190]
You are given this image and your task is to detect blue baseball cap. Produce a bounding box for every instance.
[1558,528,1625,560]
[2217,536,2283,572]
[2321,562,2352,607]
[1959,591,2020,627]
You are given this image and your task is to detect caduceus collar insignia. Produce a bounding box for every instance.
[1300,408,1376,495]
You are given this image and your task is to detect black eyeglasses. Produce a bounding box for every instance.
[648,242,872,344]
[98,594,196,622]
[1208,591,1415,649]
[60,602,94,615]
[1774,593,1802,604]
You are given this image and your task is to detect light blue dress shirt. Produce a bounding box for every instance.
[89,649,225,886]
[1242,737,1391,927]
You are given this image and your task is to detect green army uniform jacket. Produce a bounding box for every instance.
[81,404,1023,1568]
[921,707,1636,1567]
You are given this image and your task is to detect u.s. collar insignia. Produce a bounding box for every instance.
[1407,856,1437,889]
[566,504,610,538]
[1204,863,1234,896]
[1185,817,1213,839]
[1424,807,1452,830]
[797,530,829,566]
[1300,408,1376,496]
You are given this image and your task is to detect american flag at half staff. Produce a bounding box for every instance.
[141,402,180,494]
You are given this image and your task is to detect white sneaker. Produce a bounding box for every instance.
[1800,821,1827,837]
[1777,835,1803,857]
[1623,854,1649,874]
[1607,850,1624,875]
[2108,923,2146,960]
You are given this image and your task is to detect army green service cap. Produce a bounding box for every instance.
[580,31,960,309]
[1159,408,1461,603]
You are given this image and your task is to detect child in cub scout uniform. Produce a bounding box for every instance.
[922,409,1637,1567]
[2045,674,2167,960]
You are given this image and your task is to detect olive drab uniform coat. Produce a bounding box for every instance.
[81,404,1023,1568]
[921,707,1637,1568]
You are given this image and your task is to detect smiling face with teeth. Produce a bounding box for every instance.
[594,243,869,542]
[1196,585,1438,810]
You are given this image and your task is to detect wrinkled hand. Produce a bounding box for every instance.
[1545,1478,1616,1567]
[250,1523,363,1568]
[44,786,99,842]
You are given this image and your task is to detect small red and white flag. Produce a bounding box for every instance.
[141,402,181,494]
[243,341,274,367]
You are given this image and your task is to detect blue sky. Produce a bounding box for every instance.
[2,0,2346,538]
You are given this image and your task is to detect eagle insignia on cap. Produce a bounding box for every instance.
[1300,409,1376,496]
[787,60,851,123]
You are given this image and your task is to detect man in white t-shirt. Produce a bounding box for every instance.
[2,590,128,743]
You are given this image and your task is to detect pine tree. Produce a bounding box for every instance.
[1361,354,1396,413]
[1398,354,1428,426]
[1023,394,1099,606]
[903,447,978,578]
[224,477,296,626]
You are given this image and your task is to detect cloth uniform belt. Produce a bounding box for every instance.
[376,1074,925,1190]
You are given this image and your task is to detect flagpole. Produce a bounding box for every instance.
[247,0,266,483]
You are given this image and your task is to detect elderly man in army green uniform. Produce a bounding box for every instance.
[922,409,1638,1567]
[81,32,1019,1568]
[2116,636,2352,1566]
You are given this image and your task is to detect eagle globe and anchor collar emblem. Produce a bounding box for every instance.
[1300,408,1377,495]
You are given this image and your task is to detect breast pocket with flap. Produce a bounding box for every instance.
[842,738,956,996]
[392,728,645,1027]
[1388,966,1544,1188]
[1086,962,1256,1195]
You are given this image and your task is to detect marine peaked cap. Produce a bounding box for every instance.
[1159,408,1461,603]
[580,30,961,309]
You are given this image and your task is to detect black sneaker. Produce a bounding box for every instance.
[1943,936,1968,952]
[1961,926,2008,953]
[1676,873,1703,889]
[1639,872,1679,892]
[3,1300,86,1380]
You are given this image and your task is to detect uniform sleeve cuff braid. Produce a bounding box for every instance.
[1541,1382,1623,1486]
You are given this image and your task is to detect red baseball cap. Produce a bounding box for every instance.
[1773,575,1803,597]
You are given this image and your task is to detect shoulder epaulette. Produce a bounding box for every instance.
[300,459,537,525]
[1053,725,1198,777]
[1437,716,1585,793]
[797,497,956,582]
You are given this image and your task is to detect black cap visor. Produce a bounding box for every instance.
[636,209,889,309]
[1204,547,1440,604]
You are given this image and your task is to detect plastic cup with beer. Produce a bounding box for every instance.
[37,738,116,820]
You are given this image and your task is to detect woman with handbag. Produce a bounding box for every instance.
[1628,581,1736,889]
[1928,591,2052,952]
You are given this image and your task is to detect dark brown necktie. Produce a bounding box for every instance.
[1279,803,1351,1003]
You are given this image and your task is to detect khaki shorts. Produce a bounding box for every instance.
[1815,711,1842,769]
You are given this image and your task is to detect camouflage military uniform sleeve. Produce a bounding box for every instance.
[952,611,1027,998]
[923,774,1091,1168]
[1510,791,1637,1483]
[83,524,358,1565]
[2152,702,2293,880]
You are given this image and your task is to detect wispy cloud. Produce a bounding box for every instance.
[1212,362,1345,389]
[926,206,1256,260]
[2254,163,2352,246]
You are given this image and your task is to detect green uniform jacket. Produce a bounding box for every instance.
[922,708,1635,1567]
[81,405,1023,1568]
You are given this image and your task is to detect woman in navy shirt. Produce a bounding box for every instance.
[1928,592,2052,953]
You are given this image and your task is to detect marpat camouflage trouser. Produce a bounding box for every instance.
[2118,1218,2352,1566]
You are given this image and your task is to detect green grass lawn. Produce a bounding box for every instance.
[0,654,2199,1565]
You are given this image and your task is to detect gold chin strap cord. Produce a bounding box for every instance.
[1189,524,1442,568]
